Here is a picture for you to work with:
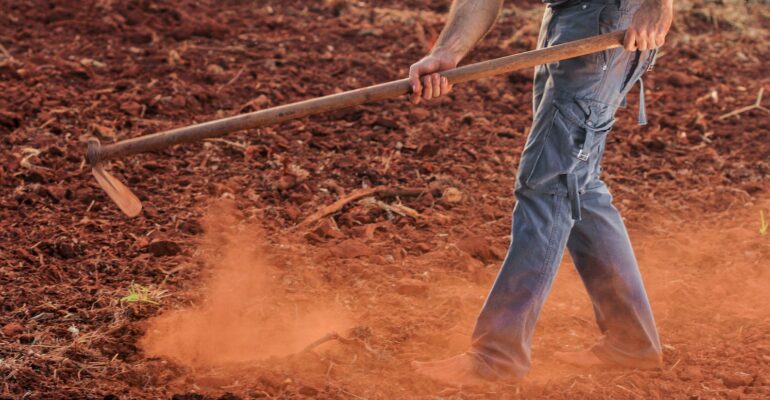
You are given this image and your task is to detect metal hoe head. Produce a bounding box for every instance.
[87,139,143,217]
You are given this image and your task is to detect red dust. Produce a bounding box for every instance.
[140,204,352,368]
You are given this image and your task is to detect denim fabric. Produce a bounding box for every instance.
[469,0,662,379]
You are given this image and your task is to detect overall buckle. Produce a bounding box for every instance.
[577,149,589,161]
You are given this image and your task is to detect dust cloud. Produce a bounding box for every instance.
[140,204,352,368]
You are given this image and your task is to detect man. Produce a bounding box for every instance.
[408,0,673,385]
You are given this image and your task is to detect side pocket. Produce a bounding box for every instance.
[621,49,657,95]
[523,99,614,195]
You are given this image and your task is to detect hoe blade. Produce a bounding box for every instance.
[92,165,142,217]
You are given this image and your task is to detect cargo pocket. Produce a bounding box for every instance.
[523,98,615,219]
[618,49,657,125]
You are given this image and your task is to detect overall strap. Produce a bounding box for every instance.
[637,77,647,125]
[566,173,582,221]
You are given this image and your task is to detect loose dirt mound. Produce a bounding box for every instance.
[1,0,768,399]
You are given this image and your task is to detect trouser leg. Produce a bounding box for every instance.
[470,187,574,379]
[469,0,662,379]
[566,183,662,367]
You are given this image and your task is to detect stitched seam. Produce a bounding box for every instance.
[594,4,611,94]
[535,193,562,291]
[524,105,559,190]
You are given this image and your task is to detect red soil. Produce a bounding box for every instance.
[1,1,768,399]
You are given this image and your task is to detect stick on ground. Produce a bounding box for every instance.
[719,87,768,120]
[297,186,429,227]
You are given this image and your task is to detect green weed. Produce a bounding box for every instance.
[120,283,167,305]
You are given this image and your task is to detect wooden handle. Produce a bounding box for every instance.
[88,30,625,164]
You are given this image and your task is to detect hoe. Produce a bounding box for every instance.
[86,31,626,217]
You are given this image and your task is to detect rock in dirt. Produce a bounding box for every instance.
[179,220,203,235]
[18,335,35,345]
[456,235,502,264]
[298,386,319,396]
[328,239,373,258]
[396,278,429,296]
[665,71,697,87]
[145,240,182,257]
[678,365,704,381]
[120,100,143,116]
[1,322,24,337]
[442,187,463,204]
[718,371,754,388]
[409,107,430,121]
[311,218,346,240]
[416,143,441,157]
[207,64,225,75]
[0,110,21,130]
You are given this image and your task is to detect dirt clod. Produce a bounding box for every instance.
[456,235,501,264]
[718,371,754,388]
[1,322,24,337]
[396,278,430,297]
[328,239,374,259]
[442,187,463,204]
[146,241,183,257]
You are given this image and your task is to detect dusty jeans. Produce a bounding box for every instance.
[469,0,662,379]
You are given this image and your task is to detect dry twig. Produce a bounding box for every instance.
[297,186,428,227]
[217,66,246,92]
[718,87,768,120]
[204,138,248,151]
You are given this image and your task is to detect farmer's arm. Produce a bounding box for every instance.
[408,0,503,104]
[624,0,673,51]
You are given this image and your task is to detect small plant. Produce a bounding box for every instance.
[761,210,769,237]
[120,283,167,305]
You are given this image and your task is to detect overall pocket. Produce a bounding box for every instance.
[523,99,615,195]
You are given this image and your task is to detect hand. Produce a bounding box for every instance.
[624,0,673,51]
[408,50,459,104]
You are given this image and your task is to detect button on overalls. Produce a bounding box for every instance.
[468,0,663,379]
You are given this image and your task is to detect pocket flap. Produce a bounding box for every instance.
[553,98,615,133]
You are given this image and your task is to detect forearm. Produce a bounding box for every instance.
[431,0,503,63]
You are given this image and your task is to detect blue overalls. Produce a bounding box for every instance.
[468,0,662,379]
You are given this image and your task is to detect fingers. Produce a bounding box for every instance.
[408,60,452,103]
[626,28,667,52]
[431,73,441,99]
[408,66,422,104]
[440,76,452,96]
[637,30,649,51]
[624,29,637,52]
[422,73,451,101]
[654,33,666,48]
[422,74,433,101]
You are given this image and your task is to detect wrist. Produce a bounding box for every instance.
[645,0,673,9]
[429,46,464,65]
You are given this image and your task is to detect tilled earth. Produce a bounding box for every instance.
[1,1,769,399]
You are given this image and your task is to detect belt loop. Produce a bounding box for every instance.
[637,77,647,125]
[566,173,582,221]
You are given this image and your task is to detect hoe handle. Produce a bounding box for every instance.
[87,30,625,164]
